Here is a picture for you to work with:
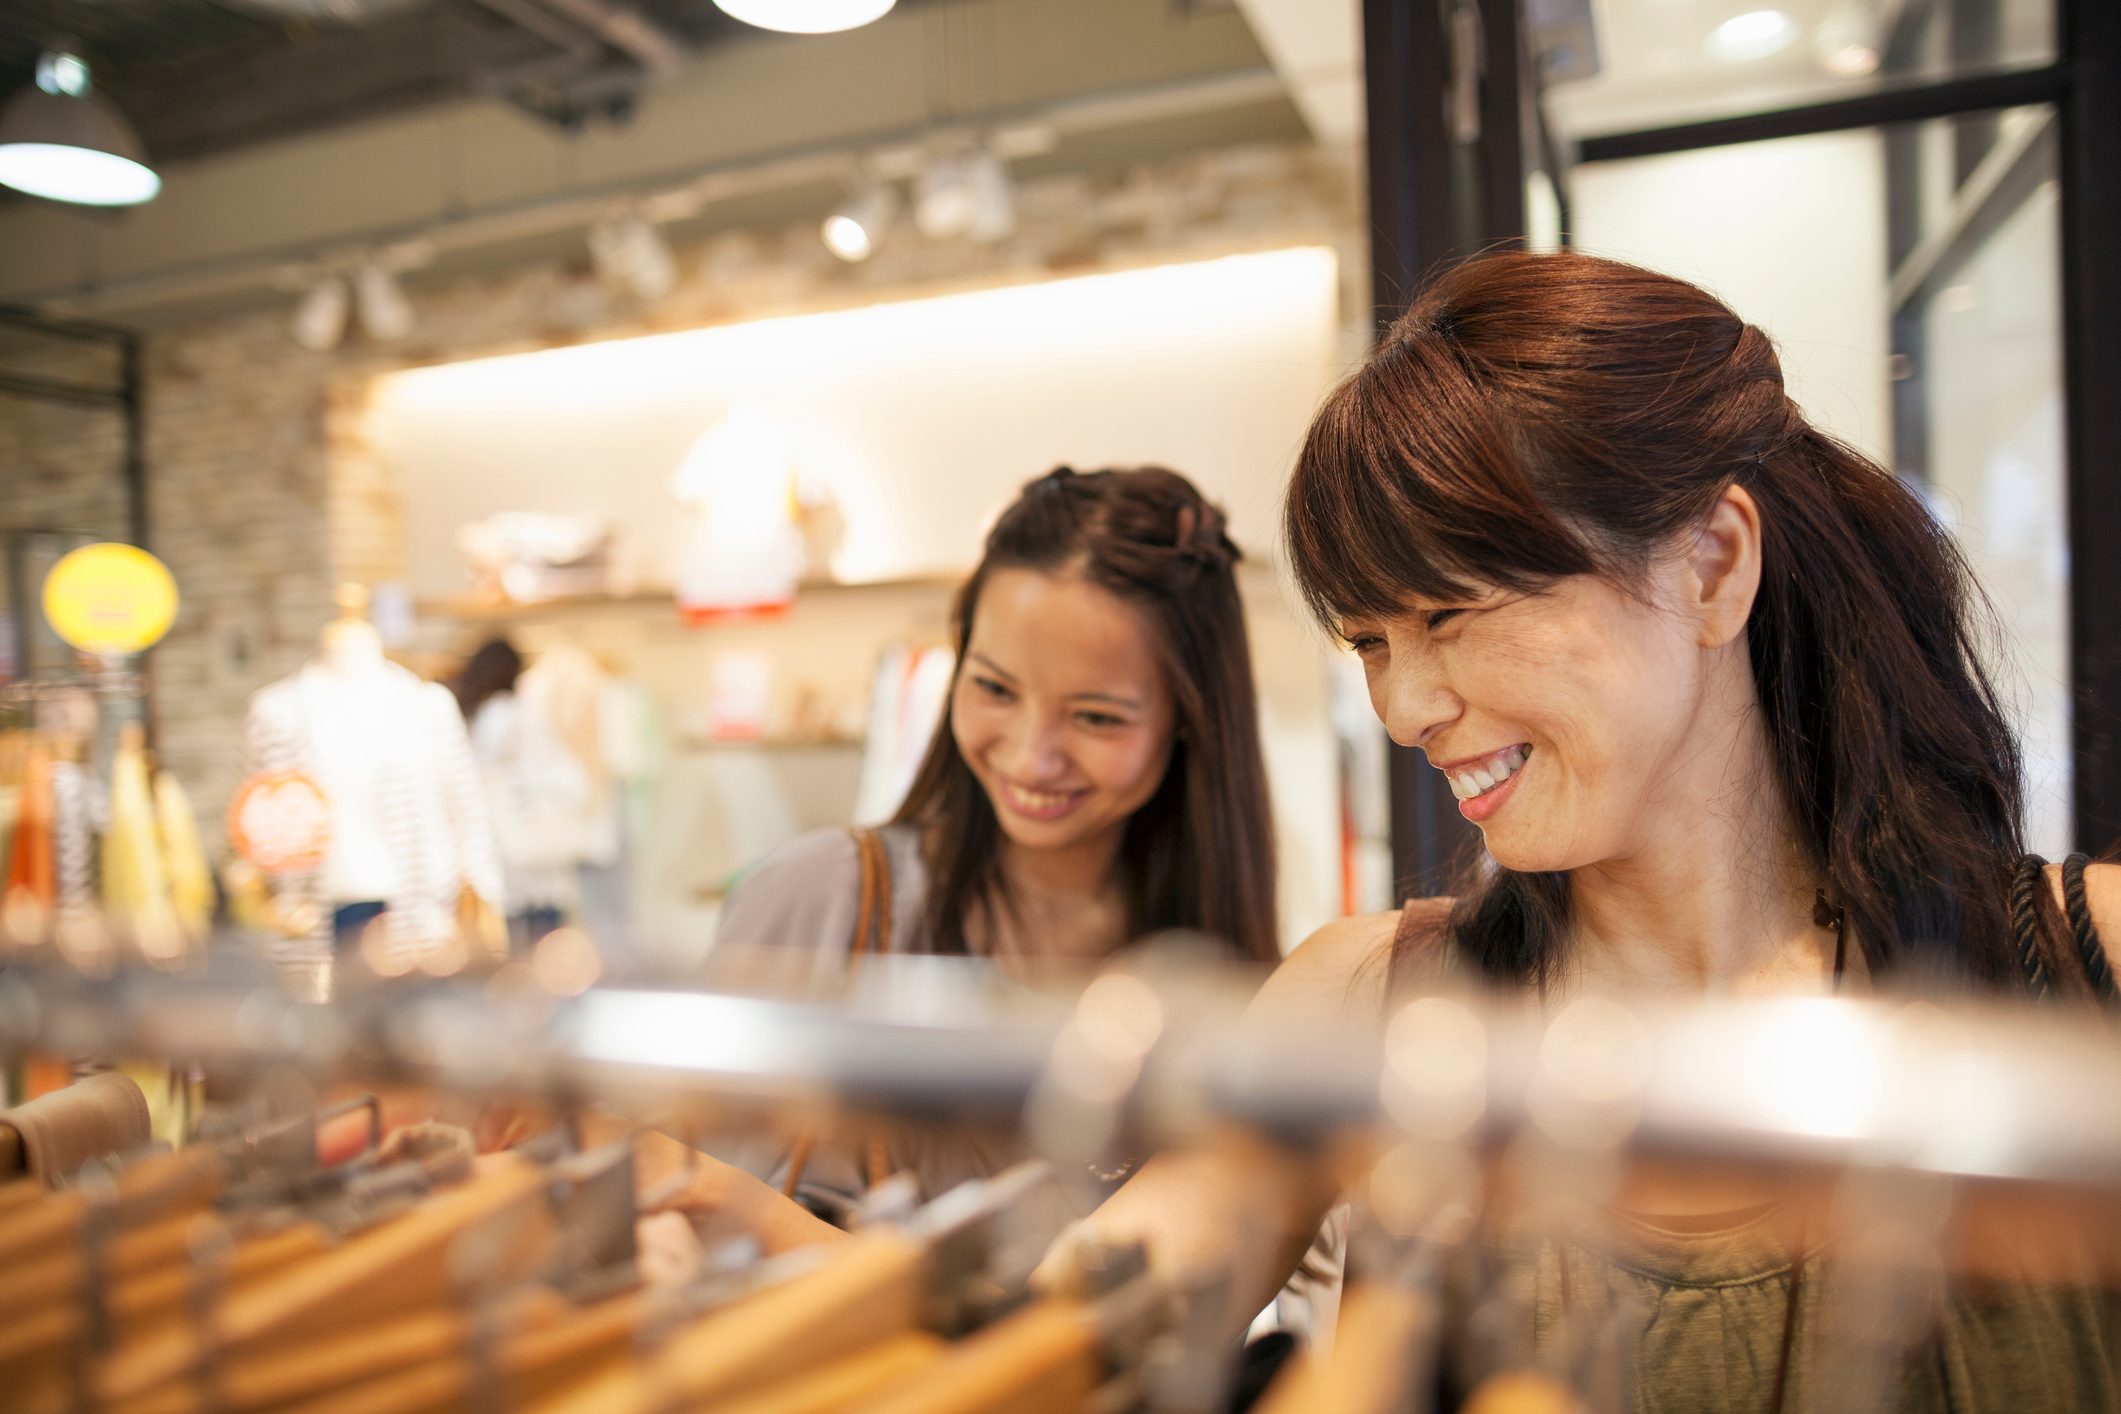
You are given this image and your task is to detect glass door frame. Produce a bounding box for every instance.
[1362,0,2121,893]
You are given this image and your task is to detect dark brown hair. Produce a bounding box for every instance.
[1286,250,2059,991]
[451,637,522,723]
[893,466,1279,964]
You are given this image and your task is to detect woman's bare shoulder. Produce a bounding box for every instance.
[1253,899,1457,1020]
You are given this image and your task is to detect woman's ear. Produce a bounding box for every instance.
[1688,483,1764,649]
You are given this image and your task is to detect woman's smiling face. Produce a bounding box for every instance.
[1341,563,1717,873]
[951,568,1178,858]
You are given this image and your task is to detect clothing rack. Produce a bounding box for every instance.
[6,944,2121,1413]
[5,944,2121,1195]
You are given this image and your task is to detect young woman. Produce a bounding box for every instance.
[692,464,1279,1239]
[1064,251,2119,1409]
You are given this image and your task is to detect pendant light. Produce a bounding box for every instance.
[0,50,160,207]
[714,0,896,36]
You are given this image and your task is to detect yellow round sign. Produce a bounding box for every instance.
[42,543,178,656]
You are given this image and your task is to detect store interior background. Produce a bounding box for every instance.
[0,0,2072,962]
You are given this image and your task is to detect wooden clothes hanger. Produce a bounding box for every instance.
[86,1135,649,1414]
[531,1226,932,1414]
[95,1153,553,1403]
[858,1297,1105,1414]
[711,1332,949,1414]
[267,1286,652,1414]
[1252,1282,1442,1414]
[0,1147,223,1268]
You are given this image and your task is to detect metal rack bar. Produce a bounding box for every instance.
[4,949,2121,1193]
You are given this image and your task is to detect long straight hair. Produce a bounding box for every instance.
[1285,251,2063,991]
[893,466,1279,964]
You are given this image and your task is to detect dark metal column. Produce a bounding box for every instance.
[1361,0,1524,899]
[121,333,147,553]
[2059,0,2121,854]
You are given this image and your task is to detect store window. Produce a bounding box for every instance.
[0,319,138,688]
[1567,102,2069,855]
[1542,0,2056,139]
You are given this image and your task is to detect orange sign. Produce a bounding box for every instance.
[227,771,332,875]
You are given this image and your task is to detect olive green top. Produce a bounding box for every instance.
[1381,901,2121,1413]
[1484,1203,2119,1412]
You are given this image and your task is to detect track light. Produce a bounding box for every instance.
[0,49,160,206]
[713,0,896,35]
[1814,3,1882,76]
[291,275,349,352]
[589,213,678,301]
[913,146,1015,244]
[1707,10,1797,63]
[963,149,1015,243]
[912,151,974,240]
[354,263,415,341]
[822,179,897,263]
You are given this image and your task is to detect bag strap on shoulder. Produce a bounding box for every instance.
[2010,853,2116,1006]
[781,828,898,1200]
[850,827,894,962]
[2062,852,2118,1005]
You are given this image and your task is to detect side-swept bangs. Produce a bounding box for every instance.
[1284,333,1598,635]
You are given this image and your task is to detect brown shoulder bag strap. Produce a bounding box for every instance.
[781,829,898,1200]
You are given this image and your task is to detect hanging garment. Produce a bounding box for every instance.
[853,644,955,826]
[582,675,659,948]
[152,768,214,944]
[246,661,504,985]
[49,756,95,919]
[470,691,592,915]
[3,741,55,923]
[101,727,182,960]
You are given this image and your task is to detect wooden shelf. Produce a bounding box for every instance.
[417,574,961,623]
[677,734,866,753]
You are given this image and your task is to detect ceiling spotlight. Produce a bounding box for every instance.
[0,49,161,206]
[913,151,976,240]
[822,179,897,263]
[1822,43,1880,75]
[589,213,678,301]
[963,149,1016,244]
[354,263,415,341]
[714,0,896,35]
[1707,10,1797,63]
[1814,3,1882,75]
[291,275,349,352]
[914,147,1015,243]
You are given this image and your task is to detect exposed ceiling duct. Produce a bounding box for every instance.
[232,0,436,19]
[15,63,1289,317]
[0,0,718,160]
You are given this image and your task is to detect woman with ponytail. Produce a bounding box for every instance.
[1065,252,2118,1409]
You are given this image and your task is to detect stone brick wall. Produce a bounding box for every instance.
[2,138,1366,845]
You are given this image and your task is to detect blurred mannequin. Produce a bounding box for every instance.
[245,586,502,996]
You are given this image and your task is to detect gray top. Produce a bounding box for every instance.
[711,823,934,978]
[706,824,1111,1232]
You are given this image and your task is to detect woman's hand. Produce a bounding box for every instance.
[1032,913,1399,1333]
[630,1125,847,1256]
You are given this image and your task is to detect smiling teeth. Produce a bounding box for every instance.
[1446,745,1529,801]
[1005,783,1075,813]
